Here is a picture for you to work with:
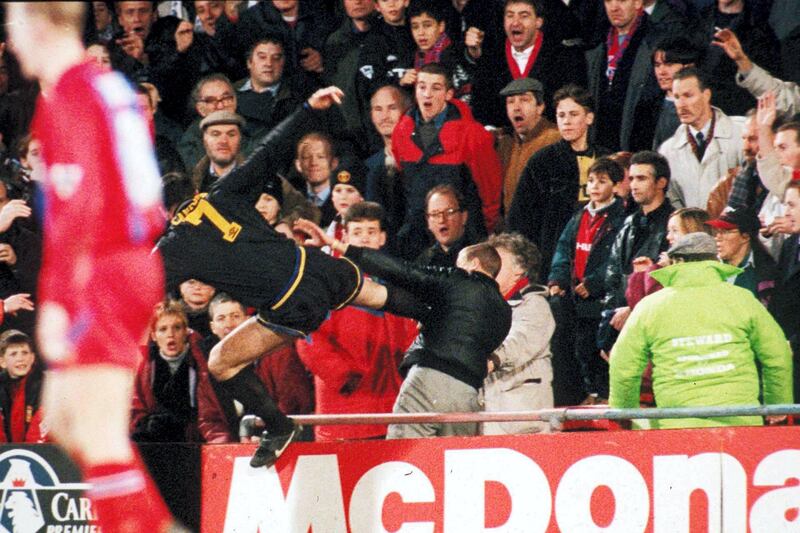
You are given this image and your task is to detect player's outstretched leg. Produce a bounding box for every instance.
[208,316,300,467]
[42,367,183,532]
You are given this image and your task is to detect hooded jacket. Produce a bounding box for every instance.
[609,260,793,429]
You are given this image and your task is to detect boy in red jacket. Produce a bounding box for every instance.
[0,330,44,443]
[296,202,418,440]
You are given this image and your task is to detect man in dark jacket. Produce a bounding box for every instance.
[311,235,512,439]
[471,0,587,126]
[602,150,673,335]
[769,181,800,400]
[508,84,609,282]
[586,0,659,151]
[236,36,304,141]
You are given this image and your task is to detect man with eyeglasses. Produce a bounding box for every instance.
[178,73,252,170]
[416,184,477,268]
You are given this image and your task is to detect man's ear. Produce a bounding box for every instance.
[445,88,455,101]
[294,158,303,174]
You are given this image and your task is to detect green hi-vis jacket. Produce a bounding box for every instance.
[609,261,793,429]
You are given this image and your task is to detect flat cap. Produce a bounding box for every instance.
[499,78,544,97]
[200,110,245,131]
[667,232,718,257]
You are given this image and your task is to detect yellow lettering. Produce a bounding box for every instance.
[172,194,241,242]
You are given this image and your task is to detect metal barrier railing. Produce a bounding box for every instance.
[240,404,800,438]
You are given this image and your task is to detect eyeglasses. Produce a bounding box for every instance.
[199,94,234,107]
[426,208,461,220]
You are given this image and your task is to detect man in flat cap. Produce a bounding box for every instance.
[609,232,793,429]
[496,77,560,213]
[196,110,320,230]
[196,110,247,192]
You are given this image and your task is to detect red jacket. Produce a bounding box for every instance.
[296,303,417,441]
[0,368,46,443]
[391,99,502,257]
[131,332,207,442]
[197,344,315,444]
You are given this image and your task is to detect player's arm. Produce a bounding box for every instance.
[214,87,345,196]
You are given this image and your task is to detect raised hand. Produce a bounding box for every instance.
[465,27,484,60]
[756,91,777,130]
[3,293,34,315]
[307,86,345,111]
[294,218,333,248]
[0,199,32,233]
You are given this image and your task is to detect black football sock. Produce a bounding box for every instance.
[215,366,295,435]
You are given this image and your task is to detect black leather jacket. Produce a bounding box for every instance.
[345,247,511,390]
[603,199,673,310]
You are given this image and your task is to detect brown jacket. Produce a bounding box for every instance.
[496,118,561,214]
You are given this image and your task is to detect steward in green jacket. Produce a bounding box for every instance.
[609,233,793,429]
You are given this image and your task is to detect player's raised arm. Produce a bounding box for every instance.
[213,86,345,196]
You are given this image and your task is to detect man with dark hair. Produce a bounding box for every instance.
[659,66,744,209]
[392,62,503,259]
[769,181,800,400]
[610,231,793,429]
[297,219,511,439]
[631,35,700,152]
[508,84,609,282]
[586,0,658,152]
[602,150,673,336]
[236,36,303,141]
[496,77,560,212]
[471,0,587,125]
[416,184,477,268]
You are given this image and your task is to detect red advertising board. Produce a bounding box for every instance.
[202,426,800,532]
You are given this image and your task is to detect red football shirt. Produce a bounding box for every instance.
[33,62,165,368]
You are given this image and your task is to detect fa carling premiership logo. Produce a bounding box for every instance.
[0,449,96,533]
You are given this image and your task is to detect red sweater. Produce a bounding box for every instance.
[296,303,417,441]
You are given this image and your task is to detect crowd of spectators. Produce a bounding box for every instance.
[0,0,798,442]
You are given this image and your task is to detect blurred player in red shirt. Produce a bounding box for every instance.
[5,3,182,532]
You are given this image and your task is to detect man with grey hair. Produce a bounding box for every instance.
[482,232,554,435]
[178,74,252,170]
[609,232,793,429]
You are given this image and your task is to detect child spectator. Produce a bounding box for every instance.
[326,158,367,255]
[401,1,473,102]
[131,301,208,443]
[548,158,627,404]
[0,330,44,443]
[296,202,418,441]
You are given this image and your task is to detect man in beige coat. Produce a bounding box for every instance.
[482,233,555,435]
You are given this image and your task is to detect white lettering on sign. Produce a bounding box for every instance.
[555,455,649,532]
[750,450,800,532]
[444,448,551,532]
[221,448,800,532]
[653,453,746,533]
[350,462,434,533]
[671,333,733,348]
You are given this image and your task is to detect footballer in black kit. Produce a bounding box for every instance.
[158,104,363,338]
[157,88,393,469]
